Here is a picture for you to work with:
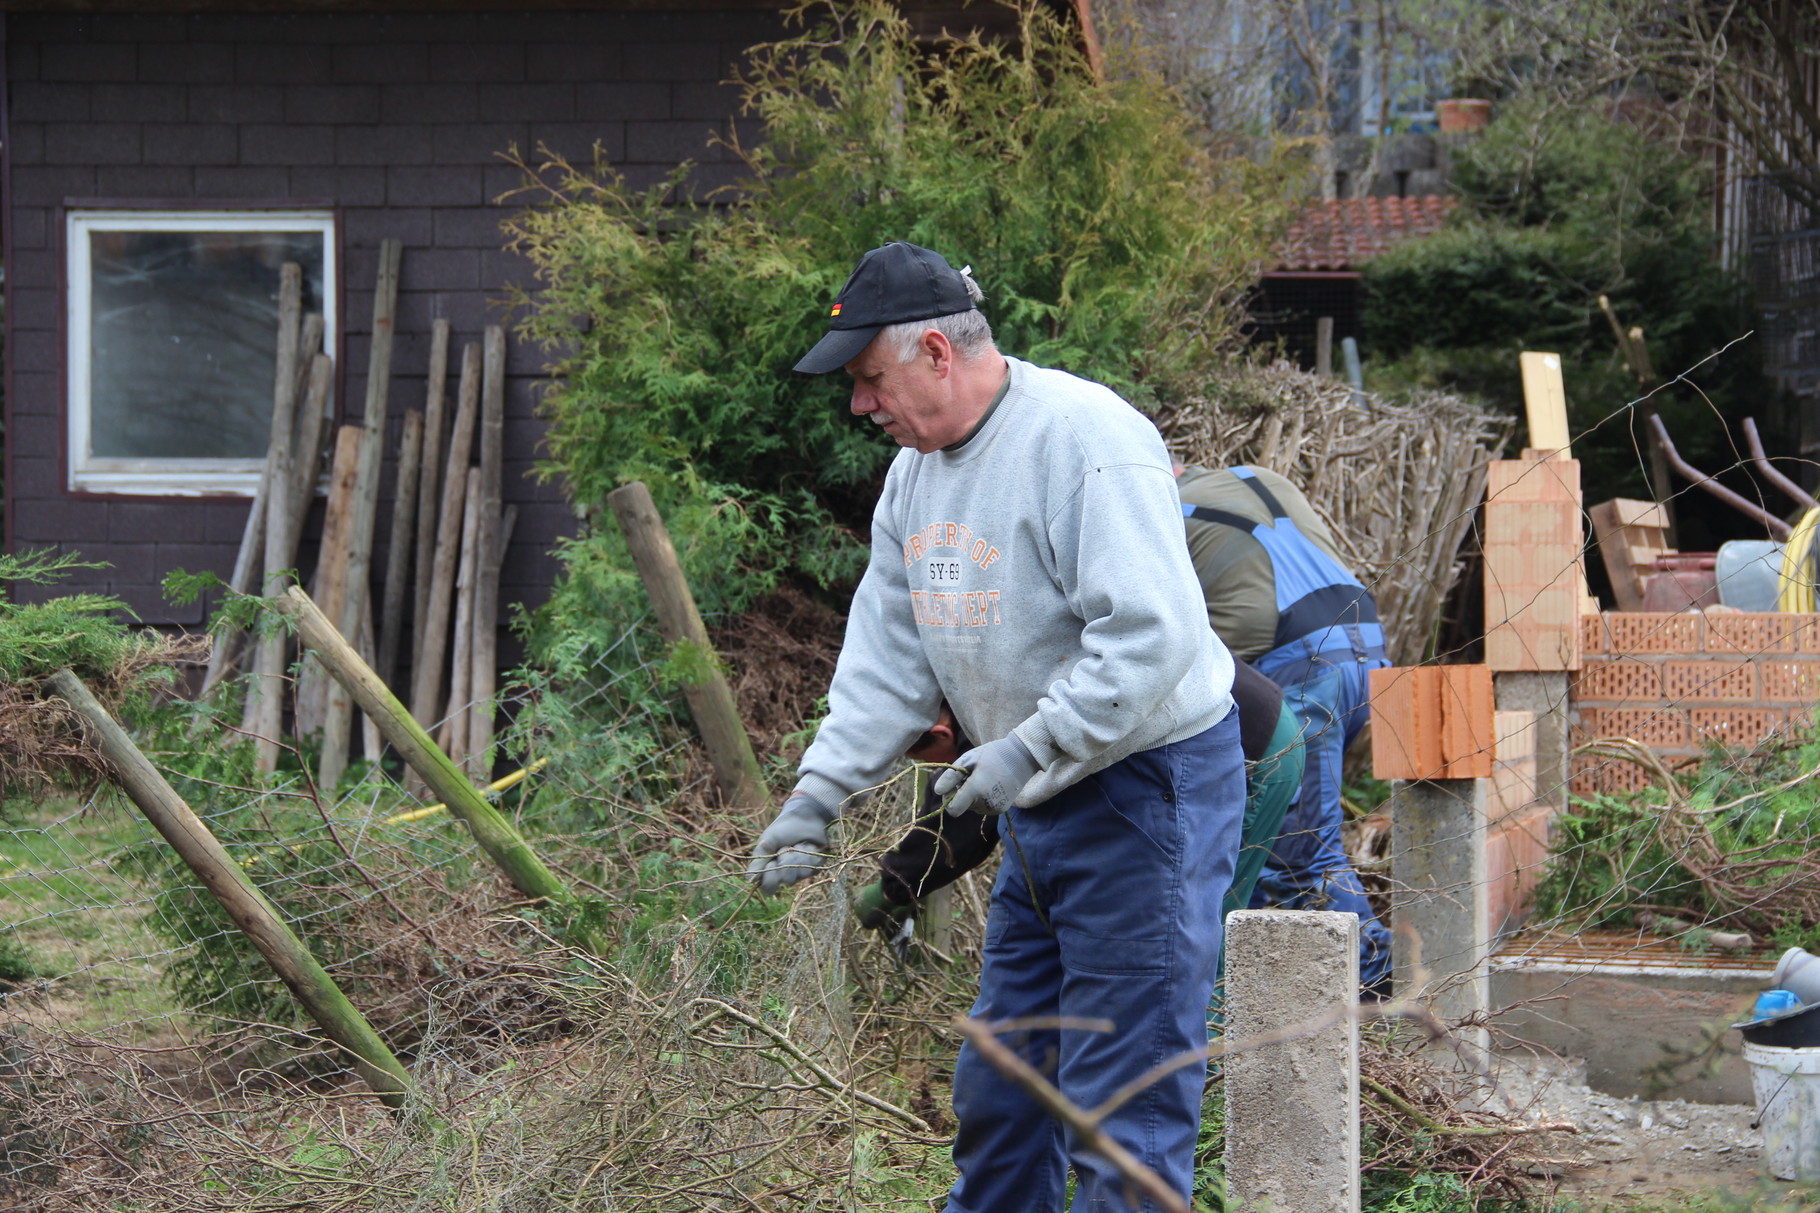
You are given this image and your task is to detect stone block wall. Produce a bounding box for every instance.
[1570,610,1820,794]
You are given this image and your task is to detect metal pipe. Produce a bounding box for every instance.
[1648,414,1793,539]
[1742,417,1818,510]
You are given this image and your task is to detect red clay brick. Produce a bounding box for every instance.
[1603,611,1702,655]
[1572,659,1663,703]
[1793,616,1820,654]
[1689,707,1787,747]
[1704,611,1801,656]
[1662,660,1757,703]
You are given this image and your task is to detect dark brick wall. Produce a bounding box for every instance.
[3,9,784,655]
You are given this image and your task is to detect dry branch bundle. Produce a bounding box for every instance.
[1154,361,1514,666]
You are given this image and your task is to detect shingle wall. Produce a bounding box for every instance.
[4,9,785,658]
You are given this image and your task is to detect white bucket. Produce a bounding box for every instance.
[1744,1041,1820,1180]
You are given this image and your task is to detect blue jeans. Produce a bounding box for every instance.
[944,713,1244,1213]
[1248,658,1393,990]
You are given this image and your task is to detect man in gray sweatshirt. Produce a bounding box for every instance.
[746,241,1246,1212]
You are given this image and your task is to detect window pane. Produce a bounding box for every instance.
[87,230,325,460]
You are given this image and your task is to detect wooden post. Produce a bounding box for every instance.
[245,265,305,772]
[275,588,569,905]
[607,481,766,809]
[440,469,482,769]
[324,238,402,790]
[467,326,506,779]
[410,343,480,732]
[306,426,364,759]
[200,487,266,695]
[376,408,424,691]
[412,319,451,646]
[1315,316,1334,379]
[47,669,413,1108]
[284,351,334,567]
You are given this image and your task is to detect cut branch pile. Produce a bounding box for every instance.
[1155,361,1513,666]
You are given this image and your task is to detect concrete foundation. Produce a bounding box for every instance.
[1390,778,1489,1050]
[1224,909,1360,1213]
[1494,671,1570,811]
[1491,946,1771,1105]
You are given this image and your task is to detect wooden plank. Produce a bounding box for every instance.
[284,349,335,565]
[467,326,506,778]
[1519,350,1571,456]
[324,238,402,792]
[607,481,768,808]
[409,342,480,731]
[375,408,424,691]
[412,319,451,649]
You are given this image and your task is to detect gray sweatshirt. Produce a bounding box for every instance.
[795,356,1235,812]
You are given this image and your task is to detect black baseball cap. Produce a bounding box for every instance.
[793,241,976,374]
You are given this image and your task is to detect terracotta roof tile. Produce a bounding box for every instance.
[1274,194,1460,272]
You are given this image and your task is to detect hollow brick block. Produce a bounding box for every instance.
[1490,709,1537,825]
[1791,616,1820,654]
[1368,664,1494,781]
[1572,659,1662,703]
[1581,613,1610,656]
[1603,611,1702,656]
[1689,707,1787,747]
[1759,659,1820,702]
[1662,660,1757,703]
[1703,612,1801,656]
[1576,706,1691,749]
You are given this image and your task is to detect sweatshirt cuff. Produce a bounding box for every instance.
[1010,718,1062,775]
[792,772,851,819]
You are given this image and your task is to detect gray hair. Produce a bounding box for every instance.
[881,266,994,362]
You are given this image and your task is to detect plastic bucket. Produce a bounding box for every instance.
[1744,1040,1820,1179]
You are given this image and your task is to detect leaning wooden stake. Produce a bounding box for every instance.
[606,481,766,809]
[467,326,506,778]
[276,587,568,904]
[410,342,480,732]
[412,319,451,646]
[323,238,403,790]
[376,408,425,691]
[246,266,305,772]
[47,669,412,1108]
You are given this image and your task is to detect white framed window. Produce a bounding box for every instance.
[66,208,337,495]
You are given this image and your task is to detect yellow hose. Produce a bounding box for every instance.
[1778,507,1820,613]
[383,757,550,826]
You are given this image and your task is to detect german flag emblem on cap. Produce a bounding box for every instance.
[830,302,842,317]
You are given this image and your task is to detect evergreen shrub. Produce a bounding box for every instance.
[500,0,1295,813]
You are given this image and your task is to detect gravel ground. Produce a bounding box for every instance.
[1490,1050,1820,1205]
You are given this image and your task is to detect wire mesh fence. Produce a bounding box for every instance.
[5,363,1820,1208]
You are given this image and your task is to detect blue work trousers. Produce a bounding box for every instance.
[944,713,1244,1213]
[1248,658,1393,989]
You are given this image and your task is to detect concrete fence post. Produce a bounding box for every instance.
[1223,909,1360,1213]
[1390,778,1490,1052]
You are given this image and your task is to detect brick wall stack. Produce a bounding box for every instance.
[1570,610,1820,794]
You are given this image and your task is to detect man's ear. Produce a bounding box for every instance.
[922,328,954,377]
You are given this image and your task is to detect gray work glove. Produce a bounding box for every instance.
[746,791,838,895]
[934,734,1041,817]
